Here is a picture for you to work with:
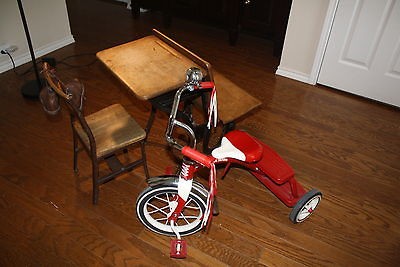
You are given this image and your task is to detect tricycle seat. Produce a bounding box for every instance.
[212,130,263,163]
[212,130,295,184]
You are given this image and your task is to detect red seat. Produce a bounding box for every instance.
[223,130,263,163]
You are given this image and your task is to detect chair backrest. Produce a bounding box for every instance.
[42,62,97,155]
[42,62,85,112]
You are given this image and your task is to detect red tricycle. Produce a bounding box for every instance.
[136,68,322,258]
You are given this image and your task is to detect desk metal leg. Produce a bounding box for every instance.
[145,106,157,141]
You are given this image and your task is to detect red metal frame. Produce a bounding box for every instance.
[218,130,308,207]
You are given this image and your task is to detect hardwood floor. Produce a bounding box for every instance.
[1,0,399,266]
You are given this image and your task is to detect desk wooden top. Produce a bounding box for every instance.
[97,35,204,100]
[97,30,261,123]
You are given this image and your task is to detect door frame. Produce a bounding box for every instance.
[310,0,339,85]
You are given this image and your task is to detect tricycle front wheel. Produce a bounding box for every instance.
[136,184,207,236]
[289,189,322,223]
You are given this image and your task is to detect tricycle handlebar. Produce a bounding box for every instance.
[165,67,215,151]
[181,146,214,167]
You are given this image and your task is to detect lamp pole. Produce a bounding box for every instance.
[17,0,42,99]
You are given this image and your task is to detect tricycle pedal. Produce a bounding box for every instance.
[170,239,187,258]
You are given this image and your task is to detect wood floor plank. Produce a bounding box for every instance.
[215,198,375,266]
[0,0,399,265]
[0,164,180,266]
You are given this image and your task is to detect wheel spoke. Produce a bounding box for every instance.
[166,193,171,203]
[146,192,180,225]
[184,199,201,210]
[178,215,200,220]
[154,195,169,203]
[147,203,170,216]
[155,217,168,223]
[179,213,191,224]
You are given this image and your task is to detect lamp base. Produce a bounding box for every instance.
[21,79,42,99]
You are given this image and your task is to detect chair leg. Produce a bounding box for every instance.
[73,130,79,173]
[92,160,100,205]
[141,142,150,180]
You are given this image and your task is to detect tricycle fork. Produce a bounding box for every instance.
[167,160,197,222]
[167,159,197,258]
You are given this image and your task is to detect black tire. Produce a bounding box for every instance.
[136,184,208,236]
[289,189,322,224]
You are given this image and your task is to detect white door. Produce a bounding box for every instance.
[318,0,400,107]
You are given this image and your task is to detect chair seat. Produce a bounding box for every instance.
[74,104,146,158]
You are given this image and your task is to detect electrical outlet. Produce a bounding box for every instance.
[0,44,18,54]
[0,44,9,53]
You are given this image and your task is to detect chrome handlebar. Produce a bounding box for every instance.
[165,67,203,151]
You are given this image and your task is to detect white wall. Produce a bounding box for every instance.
[276,0,331,84]
[0,0,74,73]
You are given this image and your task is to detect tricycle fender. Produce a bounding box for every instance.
[146,175,209,199]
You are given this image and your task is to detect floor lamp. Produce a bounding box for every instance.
[17,0,42,99]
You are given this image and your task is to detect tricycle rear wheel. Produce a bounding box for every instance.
[289,189,322,223]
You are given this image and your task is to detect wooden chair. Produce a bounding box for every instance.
[42,62,149,204]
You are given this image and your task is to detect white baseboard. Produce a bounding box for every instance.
[275,66,315,85]
[0,35,75,74]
